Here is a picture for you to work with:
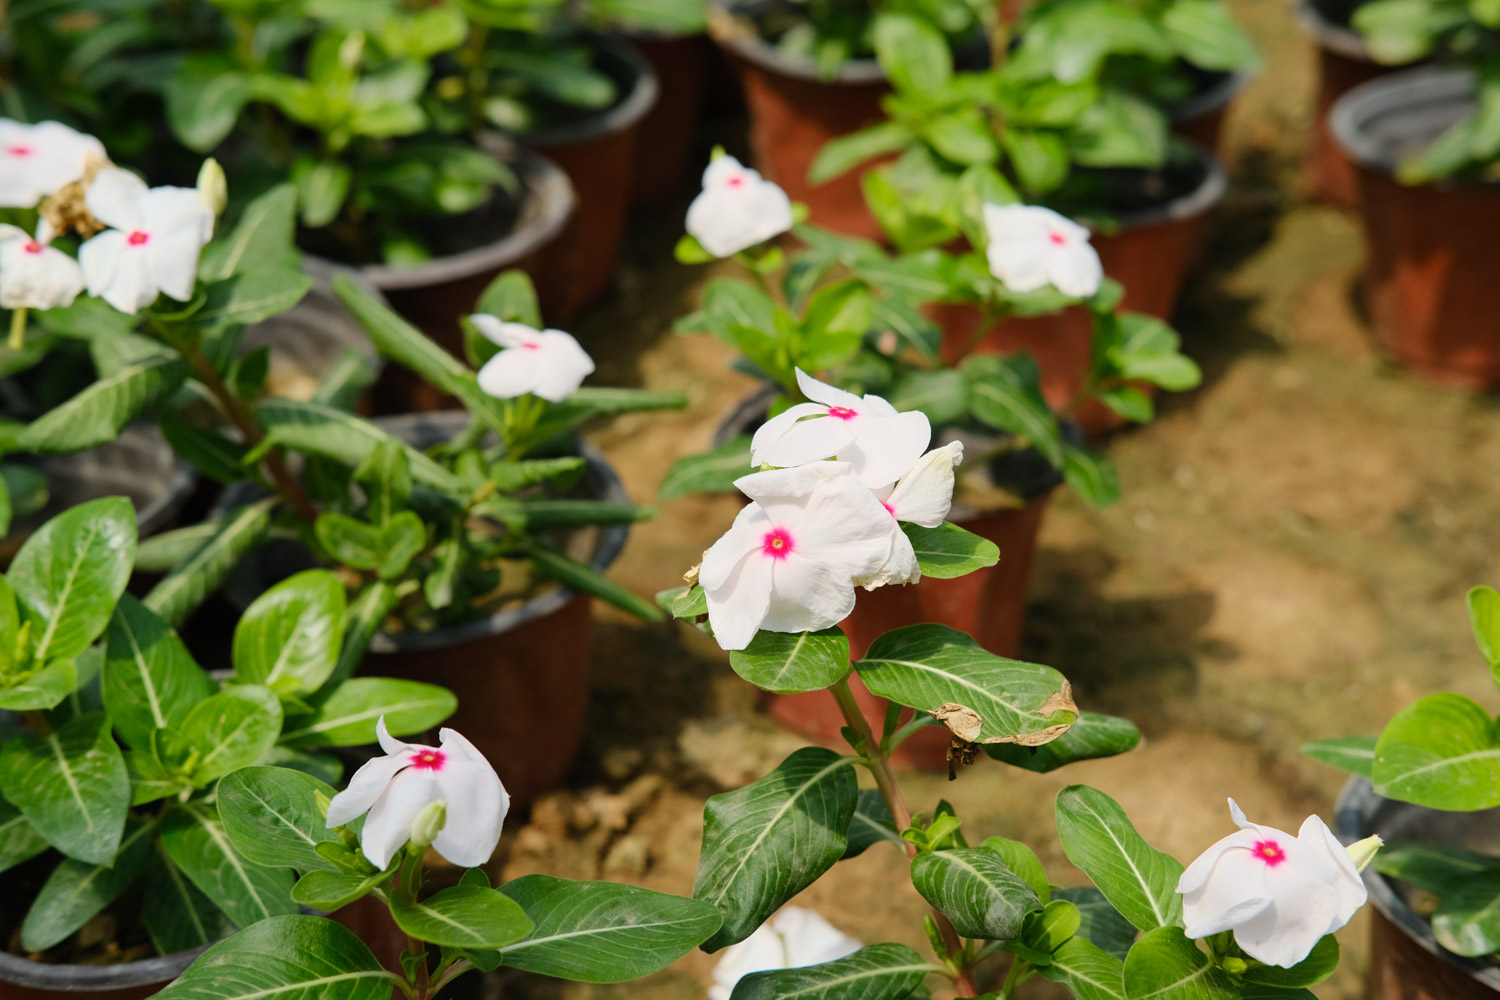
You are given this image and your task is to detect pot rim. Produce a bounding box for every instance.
[1294,0,1371,62]
[1334,774,1500,988]
[1081,143,1229,231]
[518,35,661,149]
[359,144,576,292]
[707,0,888,84]
[1328,67,1486,181]
[0,941,207,990]
[1170,69,1255,124]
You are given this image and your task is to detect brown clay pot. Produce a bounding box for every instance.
[1296,0,1414,208]
[524,35,659,319]
[0,946,202,999]
[628,31,711,204]
[1335,777,1500,999]
[765,496,1054,770]
[1332,69,1500,390]
[360,144,575,412]
[935,148,1226,436]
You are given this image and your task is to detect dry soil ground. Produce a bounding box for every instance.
[481,3,1500,997]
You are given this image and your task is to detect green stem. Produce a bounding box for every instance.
[885,714,935,753]
[827,677,980,995]
[460,23,490,134]
[8,307,26,351]
[997,955,1031,999]
[954,300,1010,363]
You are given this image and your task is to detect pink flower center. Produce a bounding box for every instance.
[761,527,794,560]
[1048,231,1067,246]
[1252,839,1286,867]
[727,175,745,188]
[127,230,149,246]
[826,406,857,421]
[6,145,32,157]
[21,241,42,255]
[520,340,541,351]
[410,749,447,772]
[882,500,897,517]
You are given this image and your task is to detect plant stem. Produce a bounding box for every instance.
[954,301,1009,363]
[426,958,474,997]
[8,307,25,351]
[827,677,980,995]
[460,23,491,134]
[997,955,1030,999]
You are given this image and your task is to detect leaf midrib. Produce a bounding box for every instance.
[33,519,105,662]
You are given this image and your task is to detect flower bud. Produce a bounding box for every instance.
[409,799,448,851]
[197,159,228,217]
[1345,834,1384,873]
[1222,957,1248,975]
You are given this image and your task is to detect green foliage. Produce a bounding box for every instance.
[728,944,933,1000]
[910,847,1042,939]
[151,915,393,1000]
[1055,785,1184,932]
[729,627,852,694]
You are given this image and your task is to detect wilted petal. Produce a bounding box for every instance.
[477,348,541,399]
[709,922,789,1000]
[361,770,441,870]
[857,524,919,591]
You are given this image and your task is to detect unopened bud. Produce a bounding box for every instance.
[197,159,227,217]
[1222,957,1248,975]
[1345,834,1384,873]
[408,798,448,851]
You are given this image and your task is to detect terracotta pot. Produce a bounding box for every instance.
[1170,70,1253,154]
[1296,0,1413,207]
[524,35,659,318]
[1335,777,1500,998]
[628,31,711,204]
[359,144,575,412]
[0,946,202,1000]
[935,147,1226,436]
[1331,69,1500,390]
[709,3,892,241]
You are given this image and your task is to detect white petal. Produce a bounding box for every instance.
[702,154,754,190]
[795,368,863,410]
[0,242,84,310]
[81,233,155,314]
[360,770,440,870]
[704,551,774,651]
[529,329,595,402]
[1298,813,1368,926]
[841,411,932,489]
[709,921,788,997]
[685,161,793,258]
[147,229,204,302]
[699,503,769,591]
[432,757,508,867]
[1178,830,1275,938]
[85,167,148,232]
[326,750,414,829]
[735,460,852,506]
[761,556,856,634]
[885,442,962,527]
[1228,798,1251,830]
[752,415,858,470]
[1046,242,1103,298]
[0,224,28,245]
[856,523,918,591]
[472,316,540,348]
[749,402,828,465]
[141,185,214,244]
[376,716,412,756]
[795,475,902,577]
[477,349,541,399]
[772,908,862,967]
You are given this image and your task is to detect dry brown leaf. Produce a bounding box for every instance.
[931,703,983,742]
[931,682,1079,747]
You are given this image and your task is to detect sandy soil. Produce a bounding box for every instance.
[480,3,1500,997]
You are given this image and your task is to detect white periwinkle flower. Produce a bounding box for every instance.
[685,154,794,258]
[982,203,1102,298]
[701,462,895,651]
[326,717,509,871]
[0,224,84,310]
[0,119,106,209]
[78,167,215,315]
[751,369,932,489]
[470,314,595,403]
[1177,799,1367,968]
[858,441,964,590]
[708,907,861,1000]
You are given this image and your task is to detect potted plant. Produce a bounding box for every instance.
[1306,584,1500,998]
[0,498,457,997]
[662,154,1199,764]
[1327,2,1500,389]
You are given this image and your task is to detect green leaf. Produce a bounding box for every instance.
[198,270,314,331]
[103,595,214,749]
[292,158,352,228]
[150,915,392,1000]
[0,713,128,865]
[144,500,274,627]
[873,11,952,94]
[1160,0,1260,71]
[20,818,154,952]
[1432,870,1500,956]
[11,495,136,663]
[166,55,251,151]
[925,112,1001,166]
[1372,692,1500,810]
[0,798,48,875]
[1063,444,1121,508]
[1056,886,1137,959]
[200,185,298,281]
[981,836,1051,903]
[291,868,389,910]
[159,801,297,929]
[331,582,399,687]
[844,789,901,859]
[525,540,663,622]
[910,847,1041,940]
[389,884,533,949]
[280,677,456,747]
[476,269,543,327]
[256,398,465,494]
[902,522,1000,580]
[1056,786,1184,932]
[1469,584,1500,686]
[694,747,858,951]
[984,712,1142,772]
[729,943,931,1000]
[0,658,77,711]
[233,569,346,698]
[218,766,340,874]
[496,875,723,982]
[855,625,1078,745]
[963,354,1063,466]
[810,122,913,185]
[1122,926,1234,999]
[314,513,381,571]
[1001,129,1070,194]
[142,842,236,955]
[1038,934,1127,1000]
[161,685,283,787]
[1241,935,1340,988]
[886,369,968,426]
[729,628,850,694]
[19,355,187,455]
[660,436,752,499]
[1375,842,1500,892]
[1300,736,1377,778]
[354,439,413,526]
[161,414,252,485]
[1097,386,1154,423]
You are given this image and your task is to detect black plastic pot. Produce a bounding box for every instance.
[1171,69,1253,153]
[520,35,659,319]
[0,943,204,999]
[358,144,575,411]
[1335,776,1500,998]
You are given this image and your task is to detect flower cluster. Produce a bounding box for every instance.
[701,369,963,650]
[0,118,216,317]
